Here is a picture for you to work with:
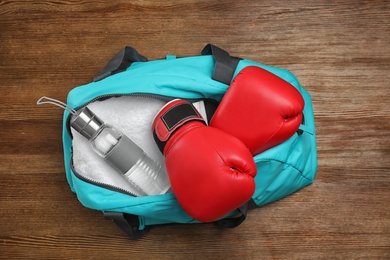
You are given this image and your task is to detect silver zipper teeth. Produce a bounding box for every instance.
[65,92,217,196]
[74,93,172,111]
[70,160,138,197]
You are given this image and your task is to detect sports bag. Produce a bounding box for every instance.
[58,44,317,239]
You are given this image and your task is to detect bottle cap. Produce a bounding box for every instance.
[71,107,104,139]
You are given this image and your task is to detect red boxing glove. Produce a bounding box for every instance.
[210,66,304,155]
[152,99,256,222]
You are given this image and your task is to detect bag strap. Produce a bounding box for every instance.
[201,44,241,85]
[104,201,250,239]
[214,200,251,228]
[94,46,148,82]
[94,44,239,84]
[103,211,149,240]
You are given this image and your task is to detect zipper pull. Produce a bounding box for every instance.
[36,96,77,115]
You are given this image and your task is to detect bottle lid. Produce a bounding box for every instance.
[71,107,104,139]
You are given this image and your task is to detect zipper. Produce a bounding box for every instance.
[66,93,174,137]
[66,92,219,135]
[66,92,219,196]
[67,93,173,197]
[70,159,139,197]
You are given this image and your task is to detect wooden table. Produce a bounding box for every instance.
[1,1,389,259]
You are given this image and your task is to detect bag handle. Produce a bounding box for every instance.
[94,46,148,82]
[214,200,250,228]
[201,44,241,85]
[104,211,149,240]
[94,44,240,84]
[104,201,250,239]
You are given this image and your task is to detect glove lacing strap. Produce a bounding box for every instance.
[153,100,206,154]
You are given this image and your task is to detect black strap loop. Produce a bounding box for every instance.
[201,44,241,85]
[104,201,250,239]
[104,211,149,240]
[214,200,250,228]
[95,44,238,84]
[94,46,148,82]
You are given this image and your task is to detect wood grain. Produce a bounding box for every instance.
[1,0,389,259]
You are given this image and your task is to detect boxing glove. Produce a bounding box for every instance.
[152,99,256,222]
[210,66,305,155]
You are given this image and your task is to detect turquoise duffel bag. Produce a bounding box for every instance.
[61,44,317,239]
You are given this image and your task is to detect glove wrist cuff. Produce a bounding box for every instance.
[152,99,206,154]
